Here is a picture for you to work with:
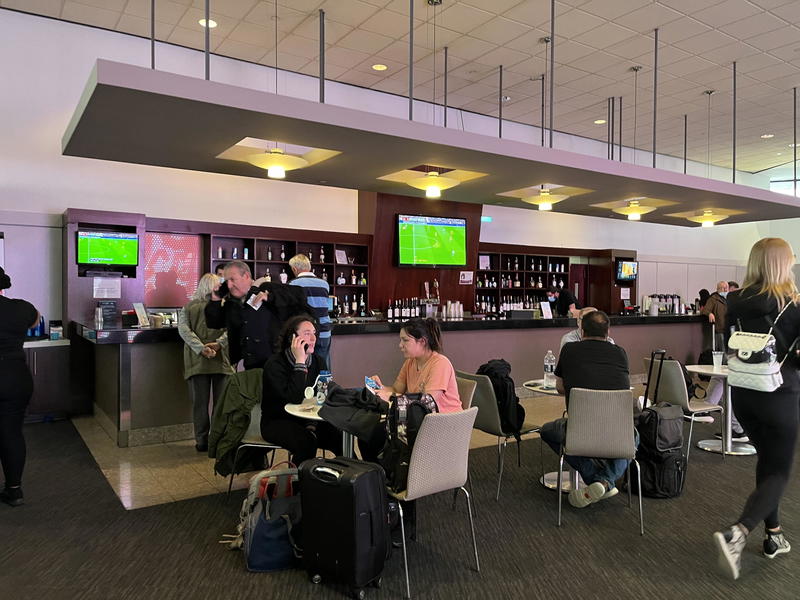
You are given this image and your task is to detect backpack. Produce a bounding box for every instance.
[220,463,303,572]
[382,393,438,492]
[728,301,798,392]
[476,359,525,437]
[628,402,687,499]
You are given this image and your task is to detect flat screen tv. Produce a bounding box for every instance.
[616,260,638,281]
[397,214,467,267]
[77,231,139,266]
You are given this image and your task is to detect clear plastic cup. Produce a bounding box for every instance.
[712,351,723,371]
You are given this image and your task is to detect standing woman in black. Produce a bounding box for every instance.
[714,238,800,579]
[0,267,39,506]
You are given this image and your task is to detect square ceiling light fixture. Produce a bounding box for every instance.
[217,137,341,179]
[665,207,745,227]
[378,165,487,199]
[497,184,593,211]
[591,197,678,221]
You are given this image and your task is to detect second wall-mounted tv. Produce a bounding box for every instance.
[397,214,467,267]
[77,231,139,266]
[616,260,638,281]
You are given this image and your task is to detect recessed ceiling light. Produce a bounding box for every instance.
[761,133,774,139]
[199,18,217,28]
[371,64,388,71]
[501,95,511,102]
[594,119,606,125]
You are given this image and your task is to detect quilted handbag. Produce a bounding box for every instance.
[727,302,795,392]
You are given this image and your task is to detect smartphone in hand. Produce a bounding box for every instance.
[365,376,381,391]
[216,281,230,298]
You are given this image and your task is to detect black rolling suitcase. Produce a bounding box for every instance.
[299,457,390,599]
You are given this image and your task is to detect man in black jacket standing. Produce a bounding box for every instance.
[205,260,311,370]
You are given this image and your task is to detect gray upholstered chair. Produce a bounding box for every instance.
[227,402,282,498]
[389,407,480,599]
[556,388,644,535]
[456,376,477,409]
[643,357,724,463]
[456,370,541,500]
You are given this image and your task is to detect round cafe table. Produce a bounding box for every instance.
[684,364,756,456]
[284,401,356,458]
[522,379,585,493]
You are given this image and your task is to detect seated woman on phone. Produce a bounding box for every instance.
[261,315,342,465]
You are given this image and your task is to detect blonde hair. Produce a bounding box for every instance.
[193,273,219,301]
[289,254,311,274]
[742,238,799,309]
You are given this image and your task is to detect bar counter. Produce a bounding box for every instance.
[75,315,704,446]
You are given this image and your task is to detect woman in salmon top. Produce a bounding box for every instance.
[372,317,461,413]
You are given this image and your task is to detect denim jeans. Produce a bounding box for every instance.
[315,335,331,369]
[540,417,637,489]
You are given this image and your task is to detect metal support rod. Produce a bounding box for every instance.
[444,46,449,128]
[540,74,545,146]
[408,0,414,121]
[683,114,688,174]
[498,65,503,138]
[611,96,616,160]
[319,9,325,103]
[150,0,155,69]
[607,98,611,159]
[619,96,623,161]
[794,87,797,198]
[652,28,659,168]
[548,0,555,148]
[204,0,210,80]
[732,61,737,183]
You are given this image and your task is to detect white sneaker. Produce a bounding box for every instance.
[599,486,619,501]
[686,414,714,423]
[764,531,791,559]
[714,525,748,580]
[568,482,606,508]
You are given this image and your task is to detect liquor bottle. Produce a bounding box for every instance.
[308,249,313,262]
[358,294,366,317]
[322,268,328,281]
[387,300,393,321]
[491,277,497,288]
[537,276,543,289]
[514,257,519,270]
[551,276,557,288]
[280,269,288,284]
[476,277,482,289]
[343,295,349,315]
[350,270,357,285]
[232,247,238,260]
[320,246,325,262]
[243,247,249,260]
[558,278,565,289]
[359,272,367,285]
[264,268,272,282]
[514,273,521,288]
[507,258,511,270]
[280,244,286,261]
[267,246,273,261]
[217,246,223,259]
[337,272,345,285]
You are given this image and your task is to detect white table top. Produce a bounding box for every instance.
[522,379,561,396]
[284,401,324,421]
[685,364,728,378]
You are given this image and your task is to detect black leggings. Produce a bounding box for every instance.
[0,360,33,488]
[732,388,800,532]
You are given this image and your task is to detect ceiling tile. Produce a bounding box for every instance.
[701,42,760,66]
[469,16,532,46]
[574,22,638,50]
[677,29,739,55]
[278,34,319,59]
[721,11,785,39]
[505,28,550,54]
[74,0,126,10]
[569,51,621,74]
[190,0,258,20]
[215,38,268,63]
[736,52,783,73]
[662,55,717,77]
[657,0,724,14]
[325,45,372,69]
[168,25,222,51]
[768,42,800,62]
[579,0,651,21]
[746,26,800,52]
[292,13,352,42]
[502,0,553,29]
[692,0,762,28]
[245,3,307,32]
[437,2,494,35]
[771,2,800,22]
[1,0,61,18]
[275,0,323,12]
[605,35,658,62]
[62,1,121,29]
[298,59,347,79]
[405,24,463,49]
[124,0,188,24]
[338,69,383,88]
[614,4,684,34]
[176,7,237,36]
[446,35,497,62]
[360,9,413,38]
[478,46,530,69]
[563,73,615,93]
[337,28,394,54]
[378,40,432,63]
[229,21,271,46]
[318,0,380,28]
[116,13,175,38]
[748,63,800,84]
[554,9,604,38]
[656,17,711,45]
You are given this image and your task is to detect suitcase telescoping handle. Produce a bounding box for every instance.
[644,349,667,408]
[312,465,343,482]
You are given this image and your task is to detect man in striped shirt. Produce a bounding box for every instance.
[289,254,332,366]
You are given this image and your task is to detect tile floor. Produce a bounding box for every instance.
[73,388,567,510]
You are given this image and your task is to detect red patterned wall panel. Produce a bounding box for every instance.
[144,232,202,307]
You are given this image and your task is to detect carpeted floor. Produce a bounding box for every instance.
[1,420,798,599]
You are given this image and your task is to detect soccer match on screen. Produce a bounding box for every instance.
[397,215,467,266]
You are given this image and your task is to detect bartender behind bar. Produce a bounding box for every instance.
[547,286,579,318]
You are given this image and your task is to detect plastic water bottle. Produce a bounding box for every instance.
[543,350,556,389]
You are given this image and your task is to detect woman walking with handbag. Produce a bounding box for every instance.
[714,238,800,579]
